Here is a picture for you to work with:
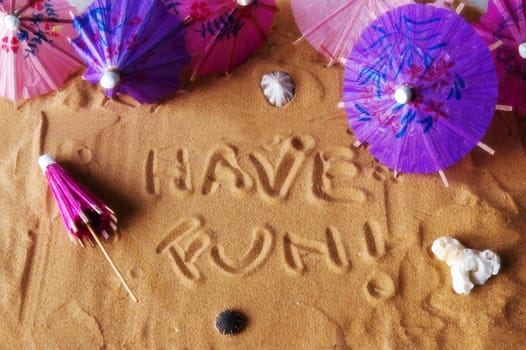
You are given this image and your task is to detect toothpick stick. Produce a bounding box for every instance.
[489,40,503,51]
[86,224,138,303]
[477,142,495,155]
[293,36,305,46]
[455,3,465,14]
[438,170,449,188]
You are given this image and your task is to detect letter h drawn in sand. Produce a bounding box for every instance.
[145,148,193,196]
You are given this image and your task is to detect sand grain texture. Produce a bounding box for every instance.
[1,1,525,349]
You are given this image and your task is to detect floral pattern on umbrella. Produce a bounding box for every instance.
[70,0,190,104]
[342,4,498,178]
[0,0,82,102]
[175,0,277,79]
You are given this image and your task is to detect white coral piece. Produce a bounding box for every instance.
[260,71,295,107]
[431,237,501,295]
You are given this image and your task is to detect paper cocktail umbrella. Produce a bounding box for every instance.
[175,0,277,80]
[473,0,526,115]
[69,0,190,104]
[339,4,498,186]
[0,0,82,104]
[39,154,137,303]
[291,0,413,66]
[290,1,468,66]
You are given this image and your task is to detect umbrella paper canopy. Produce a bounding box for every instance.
[175,0,277,79]
[473,0,526,115]
[0,0,82,103]
[342,4,498,182]
[291,0,414,65]
[70,0,190,104]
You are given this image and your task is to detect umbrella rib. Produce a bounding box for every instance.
[324,3,359,64]
[191,6,240,76]
[121,20,186,71]
[19,16,73,24]
[293,0,355,43]
[119,3,184,67]
[20,22,83,65]
[15,0,38,16]
[226,25,240,74]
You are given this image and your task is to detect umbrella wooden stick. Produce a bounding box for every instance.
[86,223,138,303]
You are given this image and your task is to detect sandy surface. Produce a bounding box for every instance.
[1,1,526,349]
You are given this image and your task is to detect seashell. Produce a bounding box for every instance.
[214,309,248,336]
[260,71,296,107]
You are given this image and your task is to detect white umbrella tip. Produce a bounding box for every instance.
[3,15,20,31]
[394,86,413,105]
[38,154,56,172]
[519,42,526,59]
[100,71,121,89]
[236,0,254,6]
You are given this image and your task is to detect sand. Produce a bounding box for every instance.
[1,1,526,349]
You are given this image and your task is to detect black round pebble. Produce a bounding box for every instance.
[214,309,247,336]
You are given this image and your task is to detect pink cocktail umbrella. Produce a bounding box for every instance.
[176,0,277,79]
[0,0,82,104]
[39,154,138,303]
[291,0,414,65]
[70,0,190,104]
[340,4,498,186]
[473,0,526,115]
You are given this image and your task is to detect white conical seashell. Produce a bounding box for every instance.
[260,71,295,108]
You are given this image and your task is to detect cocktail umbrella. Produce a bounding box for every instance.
[340,4,498,186]
[0,0,82,104]
[291,0,414,66]
[290,1,467,66]
[473,0,526,115]
[69,0,190,104]
[39,154,137,302]
[177,0,277,80]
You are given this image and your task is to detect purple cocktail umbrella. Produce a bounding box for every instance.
[175,0,277,80]
[39,154,137,302]
[473,0,526,115]
[341,4,498,186]
[70,0,190,104]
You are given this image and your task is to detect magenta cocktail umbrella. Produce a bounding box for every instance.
[340,4,498,186]
[70,0,190,104]
[39,154,137,302]
[176,0,277,80]
[473,0,526,115]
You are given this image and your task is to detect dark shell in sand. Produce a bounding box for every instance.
[214,309,248,336]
